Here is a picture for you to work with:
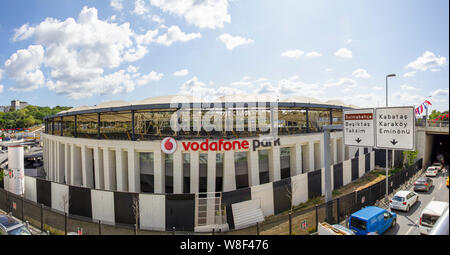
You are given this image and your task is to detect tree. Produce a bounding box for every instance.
[428,109,449,121]
[403,150,418,167]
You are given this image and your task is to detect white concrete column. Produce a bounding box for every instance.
[55,142,60,182]
[103,148,116,191]
[333,138,338,164]
[247,150,260,187]
[48,140,53,181]
[269,147,281,182]
[64,144,70,184]
[173,149,183,194]
[127,147,140,192]
[190,151,199,193]
[58,142,65,184]
[71,145,82,186]
[290,143,302,176]
[81,146,94,188]
[222,151,236,192]
[359,147,364,158]
[206,151,217,193]
[153,150,164,193]
[94,147,104,189]
[115,148,127,191]
[309,141,315,172]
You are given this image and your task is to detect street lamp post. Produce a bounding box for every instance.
[385,74,396,201]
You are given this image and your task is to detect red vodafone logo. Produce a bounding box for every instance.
[161,137,177,154]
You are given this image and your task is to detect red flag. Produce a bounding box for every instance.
[425,100,432,105]
[420,105,423,113]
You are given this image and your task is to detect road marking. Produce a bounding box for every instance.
[405,220,419,235]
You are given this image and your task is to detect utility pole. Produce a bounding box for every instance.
[385,74,396,201]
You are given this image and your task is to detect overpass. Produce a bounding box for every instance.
[416,120,449,167]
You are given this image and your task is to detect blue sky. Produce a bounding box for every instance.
[0,0,448,113]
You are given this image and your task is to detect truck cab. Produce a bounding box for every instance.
[349,206,396,235]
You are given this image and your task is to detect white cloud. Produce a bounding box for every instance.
[0,69,3,81]
[306,51,322,57]
[12,23,35,42]
[406,51,447,71]
[373,86,383,91]
[218,33,254,50]
[281,49,304,58]
[430,68,441,72]
[5,6,173,98]
[173,69,189,76]
[137,71,164,86]
[432,88,449,97]
[127,65,138,73]
[324,78,357,88]
[352,68,371,78]
[179,76,244,100]
[110,0,123,11]
[334,48,352,58]
[3,44,45,91]
[155,26,201,46]
[150,0,230,29]
[0,85,3,93]
[403,71,416,77]
[132,0,149,15]
[400,84,420,91]
[325,68,333,72]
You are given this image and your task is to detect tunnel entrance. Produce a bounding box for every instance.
[431,134,449,166]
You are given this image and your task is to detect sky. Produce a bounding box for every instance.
[0,0,448,114]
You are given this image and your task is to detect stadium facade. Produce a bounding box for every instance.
[37,95,375,232]
[42,95,359,194]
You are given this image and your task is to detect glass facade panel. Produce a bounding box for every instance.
[199,153,208,193]
[140,152,154,193]
[234,152,249,189]
[183,153,190,193]
[76,114,98,139]
[278,108,308,135]
[280,147,291,179]
[258,150,270,184]
[332,109,343,125]
[62,116,75,137]
[165,154,173,193]
[134,110,176,140]
[100,111,132,140]
[216,153,224,192]
[308,109,331,132]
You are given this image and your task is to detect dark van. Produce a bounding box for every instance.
[349,206,397,235]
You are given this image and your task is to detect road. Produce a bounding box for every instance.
[384,167,449,235]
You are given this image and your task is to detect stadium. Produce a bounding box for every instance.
[36,95,376,232]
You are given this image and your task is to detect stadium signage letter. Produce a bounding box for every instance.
[181,138,280,152]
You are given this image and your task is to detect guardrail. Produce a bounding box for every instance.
[415,120,449,127]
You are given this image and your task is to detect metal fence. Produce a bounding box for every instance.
[0,188,171,235]
[221,158,423,235]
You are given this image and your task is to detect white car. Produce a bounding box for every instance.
[425,167,438,177]
[431,162,443,171]
[389,190,419,212]
[419,201,449,235]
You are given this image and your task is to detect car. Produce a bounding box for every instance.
[348,206,397,235]
[432,162,443,171]
[414,177,433,192]
[0,215,32,235]
[389,190,419,212]
[425,167,438,177]
[446,177,449,188]
[419,201,449,235]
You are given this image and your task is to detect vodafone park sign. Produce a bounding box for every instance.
[161,137,281,154]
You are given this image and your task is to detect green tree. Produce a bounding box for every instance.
[428,109,449,121]
[403,150,418,167]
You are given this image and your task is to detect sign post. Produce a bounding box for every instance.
[343,109,375,147]
[375,106,415,150]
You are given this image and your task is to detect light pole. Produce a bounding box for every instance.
[385,74,396,200]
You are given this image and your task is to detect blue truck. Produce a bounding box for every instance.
[349,206,397,235]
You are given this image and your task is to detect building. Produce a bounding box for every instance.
[0,105,10,113]
[41,95,372,231]
[10,100,29,111]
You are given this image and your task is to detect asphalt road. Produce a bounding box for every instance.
[384,167,449,235]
